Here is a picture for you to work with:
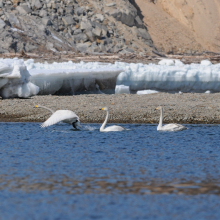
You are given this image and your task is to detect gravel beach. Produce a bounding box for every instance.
[1,93,220,124]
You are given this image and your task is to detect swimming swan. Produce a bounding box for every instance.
[156,106,187,131]
[100,107,125,132]
[34,105,81,129]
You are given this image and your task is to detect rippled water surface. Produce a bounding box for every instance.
[0,122,220,220]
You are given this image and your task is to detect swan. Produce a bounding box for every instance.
[34,105,81,129]
[100,107,125,132]
[156,106,187,131]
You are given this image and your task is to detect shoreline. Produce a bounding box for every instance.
[1,93,220,124]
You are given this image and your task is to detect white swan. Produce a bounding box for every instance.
[34,105,81,129]
[156,106,187,131]
[100,107,125,132]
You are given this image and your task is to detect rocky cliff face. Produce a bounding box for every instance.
[0,0,155,56]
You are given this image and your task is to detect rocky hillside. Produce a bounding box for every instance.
[0,0,220,57]
[0,0,156,56]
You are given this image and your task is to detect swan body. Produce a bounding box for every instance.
[100,107,124,132]
[156,106,187,131]
[34,105,81,129]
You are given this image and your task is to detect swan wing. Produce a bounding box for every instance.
[41,110,79,128]
[102,125,125,132]
[161,123,187,131]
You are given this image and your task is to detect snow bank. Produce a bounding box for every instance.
[27,60,123,95]
[0,59,39,98]
[1,58,220,98]
[116,59,220,93]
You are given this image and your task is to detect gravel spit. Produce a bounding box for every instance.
[1,93,220,124]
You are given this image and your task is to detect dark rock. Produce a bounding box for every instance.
[120,11,135,27]
[135,16,143,28]
[103,38,113,45]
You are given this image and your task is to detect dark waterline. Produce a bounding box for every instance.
[0,122,220,219]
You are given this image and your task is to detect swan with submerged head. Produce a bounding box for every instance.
[100,107,125,132]
[34,104,81,129]
[156,106,187,131]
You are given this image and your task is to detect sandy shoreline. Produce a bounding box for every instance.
[1,93,220,124]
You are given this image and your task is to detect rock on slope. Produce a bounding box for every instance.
[0,0,155,56]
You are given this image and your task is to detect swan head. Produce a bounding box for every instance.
[34,104,43,108]
[156,106,162,110]
[72,120,82,129]
[100,107,109,111]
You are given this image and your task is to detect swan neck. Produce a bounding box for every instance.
[100,110,109,131]
[39,106,54,114]
[159,107,163,128]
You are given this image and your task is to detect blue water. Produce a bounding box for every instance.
[0,122,220,220]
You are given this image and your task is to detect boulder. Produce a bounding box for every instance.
[25,42,38,52]
[135,16,143,28]
[136,28,151,40]
[80,20,92,31]
[103,38,113,45]
[42,17,52,26]
[39,10,47,17]
[85,30,96,42]
[16,5,32,15]
[95,14,104,22]
[5,12,20,27]
[92,26,102,37]
[110,10,122,21]
[31,0,42,10]
[62,16,76,26]
[106,3,116,7]
[46,42,55,51]
[76,42,89,53]
[75,7,84,16]
[73,33,88,43]
[65,6,74,15]
[120,11,135,27]
[73,29,82,35]
[0,19,5,29]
